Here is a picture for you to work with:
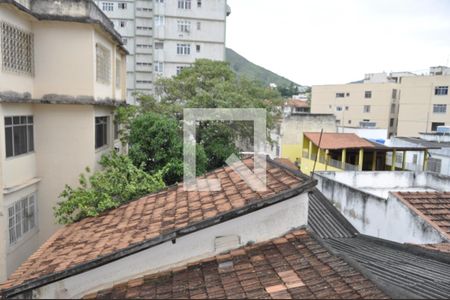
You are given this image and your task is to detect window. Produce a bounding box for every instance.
[365,91,372,99]
[336,93,345,98]
[177,20,191,33]
[102,2,114,11]
[412,154,418,164]
[114,120,119,140]
[96,44,111,84]
[345,106,349,111]
[155,16,165,26]
[118,2,127,9]
[363,105,371,113]
[155,42,164,49]
[136,62,152,67]
[119,21,126,28]
[177,44,191,55]
[136,44,152,49]
[122,38,128,45]
[348,120,352,124]
[136,80,152,84]
[431,122,445,132]
[176,66,186,75]
[392,89,398,100]
[346,93,350,97]
[391,103,396,114]
[1,22,34,75]
[95,117,109,149]
[154,61,164,73]
[428,158,442,173]
[196,45,201,53]
[433,104,447,114]
[197,21,201,30]
[8,194,37,245]
[197,0,202,7]
[178,0,191,9]
[5,116,34,158]
[336,106,343,112]
[116,59,121,88]
[390,118,394,127]
[136,7,152,12]
[136,26,152,31]
[435,86,448,96]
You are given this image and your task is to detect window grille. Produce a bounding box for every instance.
[1,22,34,75]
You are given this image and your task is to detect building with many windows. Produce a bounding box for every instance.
[397,73,450,136]
[312,67,450,138]
[0,0,126,280]
[311,74,403,138]
[95,0,230,104]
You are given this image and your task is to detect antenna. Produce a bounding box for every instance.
[311,129,324,180]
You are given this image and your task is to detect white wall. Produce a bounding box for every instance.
[315,171,450,244]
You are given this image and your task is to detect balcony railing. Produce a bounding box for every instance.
[302,150,358,171]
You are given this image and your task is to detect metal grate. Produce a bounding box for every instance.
[1,22,34,75]
[96,43,111,84]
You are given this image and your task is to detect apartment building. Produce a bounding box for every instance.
[0,0,126,280]
[311,75,402,138]
[95,0,230,104]
[397,72,450,136]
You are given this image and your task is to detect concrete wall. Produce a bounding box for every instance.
[337,127,388,140]
[397,75,450,136]
[280,114,336,162]
[31,192,309,299]
[311,82,399,136]
[315,171,450,244]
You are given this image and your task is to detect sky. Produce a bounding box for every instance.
[226,0,450,86]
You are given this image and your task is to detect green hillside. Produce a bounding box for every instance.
[226,48,302,88]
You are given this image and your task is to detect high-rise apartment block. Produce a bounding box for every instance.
[95,0,230,103]
[312,67,450,138]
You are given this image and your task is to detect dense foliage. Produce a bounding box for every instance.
[128,112,207,184]
[54,152,165,224]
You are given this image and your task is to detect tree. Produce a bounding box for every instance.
[128,112,207,184]
[54,152,165,224]
[153,59,282,170]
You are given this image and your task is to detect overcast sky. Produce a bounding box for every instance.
[226,0,450,86]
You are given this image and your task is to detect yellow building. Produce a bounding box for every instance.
[0,0,127,279]
[280,113,336,164]
[397,74,450,136]
[300,132,432,175]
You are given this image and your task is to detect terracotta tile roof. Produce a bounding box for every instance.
[285,99,309,108]
[82,230,387,299]
[394,192,450,239]
[304,132,375,150]
[0,158,312,295]
[416,243,450,254]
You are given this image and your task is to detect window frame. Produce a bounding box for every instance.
[364,91,372,99]
[95,116,109,150]
[8,193,37,246]
[176,43,191,55]
[5,115,34,158]
[363,105,371,113]
[435,86,448,96]
[1,21,34,76]
[178,0,192,9]
[433,104,447,114]
[101,2,114,11]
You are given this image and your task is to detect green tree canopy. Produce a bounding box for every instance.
[54,152,165,224]
[128,112,207,184]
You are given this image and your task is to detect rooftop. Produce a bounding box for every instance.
[284,99,310,108]
[308,189,450,299]
[394,192,450,239]
[304,132,375,150]
[83,229,387,299]
[0,158,313,296]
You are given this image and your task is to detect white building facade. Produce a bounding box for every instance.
[95,0,230,104]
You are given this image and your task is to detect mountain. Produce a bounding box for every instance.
[226,48,303,88]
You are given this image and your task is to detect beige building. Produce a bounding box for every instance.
[397,74,450,136]
[312,79,401,138]
[0,0,126,280]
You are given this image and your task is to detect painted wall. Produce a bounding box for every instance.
[311,82,399,136]
[31,192,309,299]
[315,171,450,244]
[280,114,336,163]
[397,75,450,136]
